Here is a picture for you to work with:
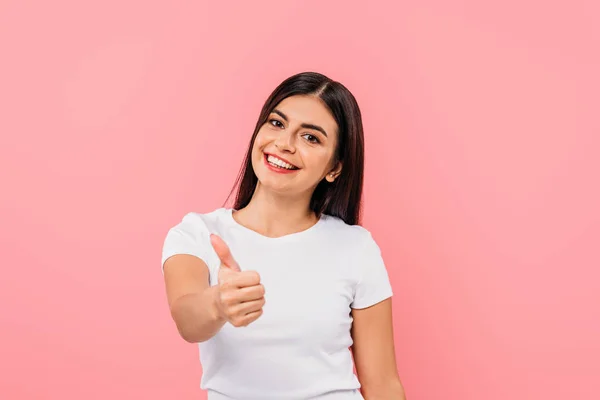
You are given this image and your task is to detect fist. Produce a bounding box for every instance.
[210,234,265,327]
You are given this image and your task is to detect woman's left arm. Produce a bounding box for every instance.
[351,298,406,400]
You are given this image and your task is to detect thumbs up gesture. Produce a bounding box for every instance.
[210,234,266,327]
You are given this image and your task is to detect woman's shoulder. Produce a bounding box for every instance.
[178,206,230,220]
[320,213,377,248]
[169,207,232,232]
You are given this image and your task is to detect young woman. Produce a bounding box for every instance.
[161,72,406,399]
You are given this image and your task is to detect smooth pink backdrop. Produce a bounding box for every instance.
[1,1,598,399]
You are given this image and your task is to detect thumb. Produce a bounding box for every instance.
[210,234,242,272]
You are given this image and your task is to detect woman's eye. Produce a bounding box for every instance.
[269,119,284,128]
[268,119,319,143]
[302,134,320,144]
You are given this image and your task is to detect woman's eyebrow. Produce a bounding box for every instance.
[272,109,328,138]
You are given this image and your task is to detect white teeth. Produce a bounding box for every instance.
[267,155,296,170]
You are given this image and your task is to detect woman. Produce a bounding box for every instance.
[161,72,406,399]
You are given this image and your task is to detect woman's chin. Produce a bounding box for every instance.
[255,177,301,195]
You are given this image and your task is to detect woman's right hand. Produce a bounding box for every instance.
[210,234,266,327]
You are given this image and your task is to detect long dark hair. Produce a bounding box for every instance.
[224,71,365,226]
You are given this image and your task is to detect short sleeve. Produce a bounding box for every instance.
[161,212,214,275]
[350,231,394,309]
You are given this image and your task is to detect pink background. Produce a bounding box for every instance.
[1,1,599,399]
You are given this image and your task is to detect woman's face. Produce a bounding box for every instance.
[251,95,342,196]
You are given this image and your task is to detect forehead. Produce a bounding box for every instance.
[273,95,338,133]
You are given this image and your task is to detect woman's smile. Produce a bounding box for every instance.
[263,153,300,174]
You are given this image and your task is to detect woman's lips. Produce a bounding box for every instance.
[263,153,299,174]
[264,152,298,168]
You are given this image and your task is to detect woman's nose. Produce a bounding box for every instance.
[274,129,296,153]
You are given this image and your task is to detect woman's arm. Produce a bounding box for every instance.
[163,254,226,343]
[351,298,406,399]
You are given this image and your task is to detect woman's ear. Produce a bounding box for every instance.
[325,161,343,183]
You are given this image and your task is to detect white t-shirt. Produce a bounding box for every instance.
[161,208,394,400]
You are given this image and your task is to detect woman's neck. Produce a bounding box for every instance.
[233,184,318,238]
